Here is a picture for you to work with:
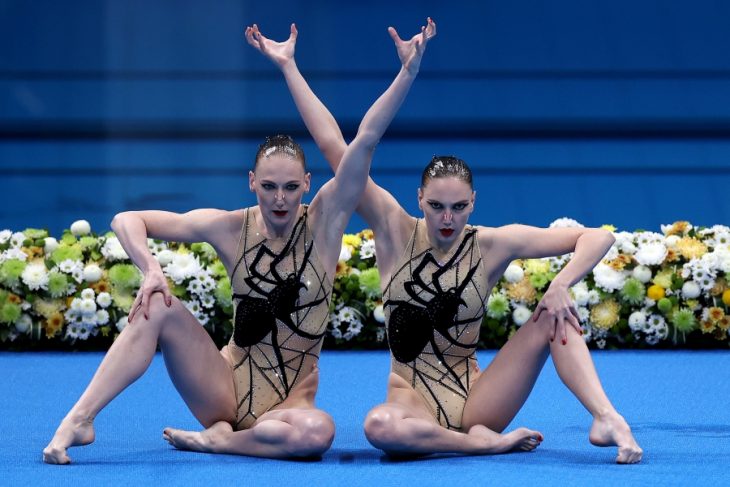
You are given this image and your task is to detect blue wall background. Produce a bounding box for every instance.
[1,0,729,235]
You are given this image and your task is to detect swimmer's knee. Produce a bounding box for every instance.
[364,407,401,448]
[291,412,335,457]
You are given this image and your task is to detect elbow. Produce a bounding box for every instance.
[354,128,380,154]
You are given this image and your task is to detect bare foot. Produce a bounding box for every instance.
[163,421,233,453]
[589,412,643,464]
[43,414,95,465]
[468,424,543,454]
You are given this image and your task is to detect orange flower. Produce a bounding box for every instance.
[7,293,21,304]
[700,320,716,334]
[666,221,691,236]
[717,317,730,331]
[358,229,374,240]
[664,249,680,263]
[710,278,727,296]
[335,261,350,278]
[45,312,65,338]
[91,280,111,294]
[708,307,725,323]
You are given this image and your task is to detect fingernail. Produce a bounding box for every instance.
[562,339,567,345]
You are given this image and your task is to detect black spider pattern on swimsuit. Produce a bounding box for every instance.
[229,210,330,427]
[384,227,486,429]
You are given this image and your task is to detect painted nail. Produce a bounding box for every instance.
[562,339,567,345]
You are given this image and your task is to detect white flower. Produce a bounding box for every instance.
[634,242,667,266]
[571,282,590,306]
[360,239,376,259]
[58,259,83,274]
[96,292,112,308]
[376,327,386,342]
[79,298,97,316]
[0,230,11,244]
[83,264,103,282]
[592,263,626,292]
[373,304,385,323]
[15,314,32,333]
[614,232,637,254]
[549,255,570,273]
[595,338,606,349]
[628,311,647,332]
[2,248,28,262]
[635,231,664,246]
[549,218,584,228]
[10,232,26,248]
[165,253,203,284]
[199,294,216,309]
[81,288,96,300]
[587,290,601,305]
[156,249,175,267]
[664,235,680,248]
[512,305,532,326]
[339,244,353,262]
[338,306,358,323]
[632,265,653,283]
[344,319,363,341]
[681,281,701,299]
[101,237,129,261]
[603,246,619,261]
[116,316,128,332]
[183,299,202,316]
[645,334,660,346]
[44,237,59,254]
[577,306,590,323]
[147,239,169,255]
[70,220,91,236]
[95,309,110,325]
[504,264,524,284]
[661,222,693,235]
[21,262,49,290]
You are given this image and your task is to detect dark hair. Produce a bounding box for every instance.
[254,135,306,171]
[421,155,473,189]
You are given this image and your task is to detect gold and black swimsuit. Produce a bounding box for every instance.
[384,219,488,431]
[224,206,330,430]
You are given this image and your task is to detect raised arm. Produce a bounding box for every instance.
[245,23,346,166]
[307,20,436,268]
[111,209,240,321]
[483,224,615,343]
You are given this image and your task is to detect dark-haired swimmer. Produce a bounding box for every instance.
[42,20,434,464]
[264,18,642,463]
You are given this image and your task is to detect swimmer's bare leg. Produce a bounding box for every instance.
[462,314,642,464]
[43,294,235,464]
[163,367,334,458]
[363,373,542,456]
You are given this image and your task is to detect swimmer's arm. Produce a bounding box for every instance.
[485,224,615,288]
[244,23,347,166]
[111,209,239,274]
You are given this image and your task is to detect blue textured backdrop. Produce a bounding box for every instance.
[1,0,729,234]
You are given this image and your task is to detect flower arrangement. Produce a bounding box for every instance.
[1,219,729,350]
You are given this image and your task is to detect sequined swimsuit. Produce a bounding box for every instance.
[383,220,488,431]
[224,206,331,430]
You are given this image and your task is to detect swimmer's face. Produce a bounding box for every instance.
[249,154,310,229]
[418,176,475,248]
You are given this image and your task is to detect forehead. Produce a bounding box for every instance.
[422,177,472,200]
[254,154,305,179]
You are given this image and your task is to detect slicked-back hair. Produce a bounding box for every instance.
[254,135,306,171]
[421,155,473,189]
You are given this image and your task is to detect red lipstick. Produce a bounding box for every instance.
[439,229,454,237]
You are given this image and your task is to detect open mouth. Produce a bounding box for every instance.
[273,210,288,217]
[439,229,454,237]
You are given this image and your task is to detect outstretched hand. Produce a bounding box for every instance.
[530,284,582,345]
[245,23,297,69]
[128,268,172,323]
[388,17,437,74]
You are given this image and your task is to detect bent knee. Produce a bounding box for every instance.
[364,407,401,448]
[291,412,335,457]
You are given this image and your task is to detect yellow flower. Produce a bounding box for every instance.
[358,229,374,240]
[33,299,64,319]
[675,236,707,260]
[524,259,550,275]
[700,320,716,334]
[710,278,727,296]
[647,285,665,301]
[45,312,65,338]
[91,279,111,294]
[665,248,680,263]
[335,261,350,278]
[7,293,22,305]
[601,224,617,232]
[342,234,362,248]
[708,307,725,323]
[717,317,730,331]
[652,270,674,289]
[506,277,537,304]
[590,299,621,330]
[608,254,632,271]
[723,289,730,307]
[666,221,692,236]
